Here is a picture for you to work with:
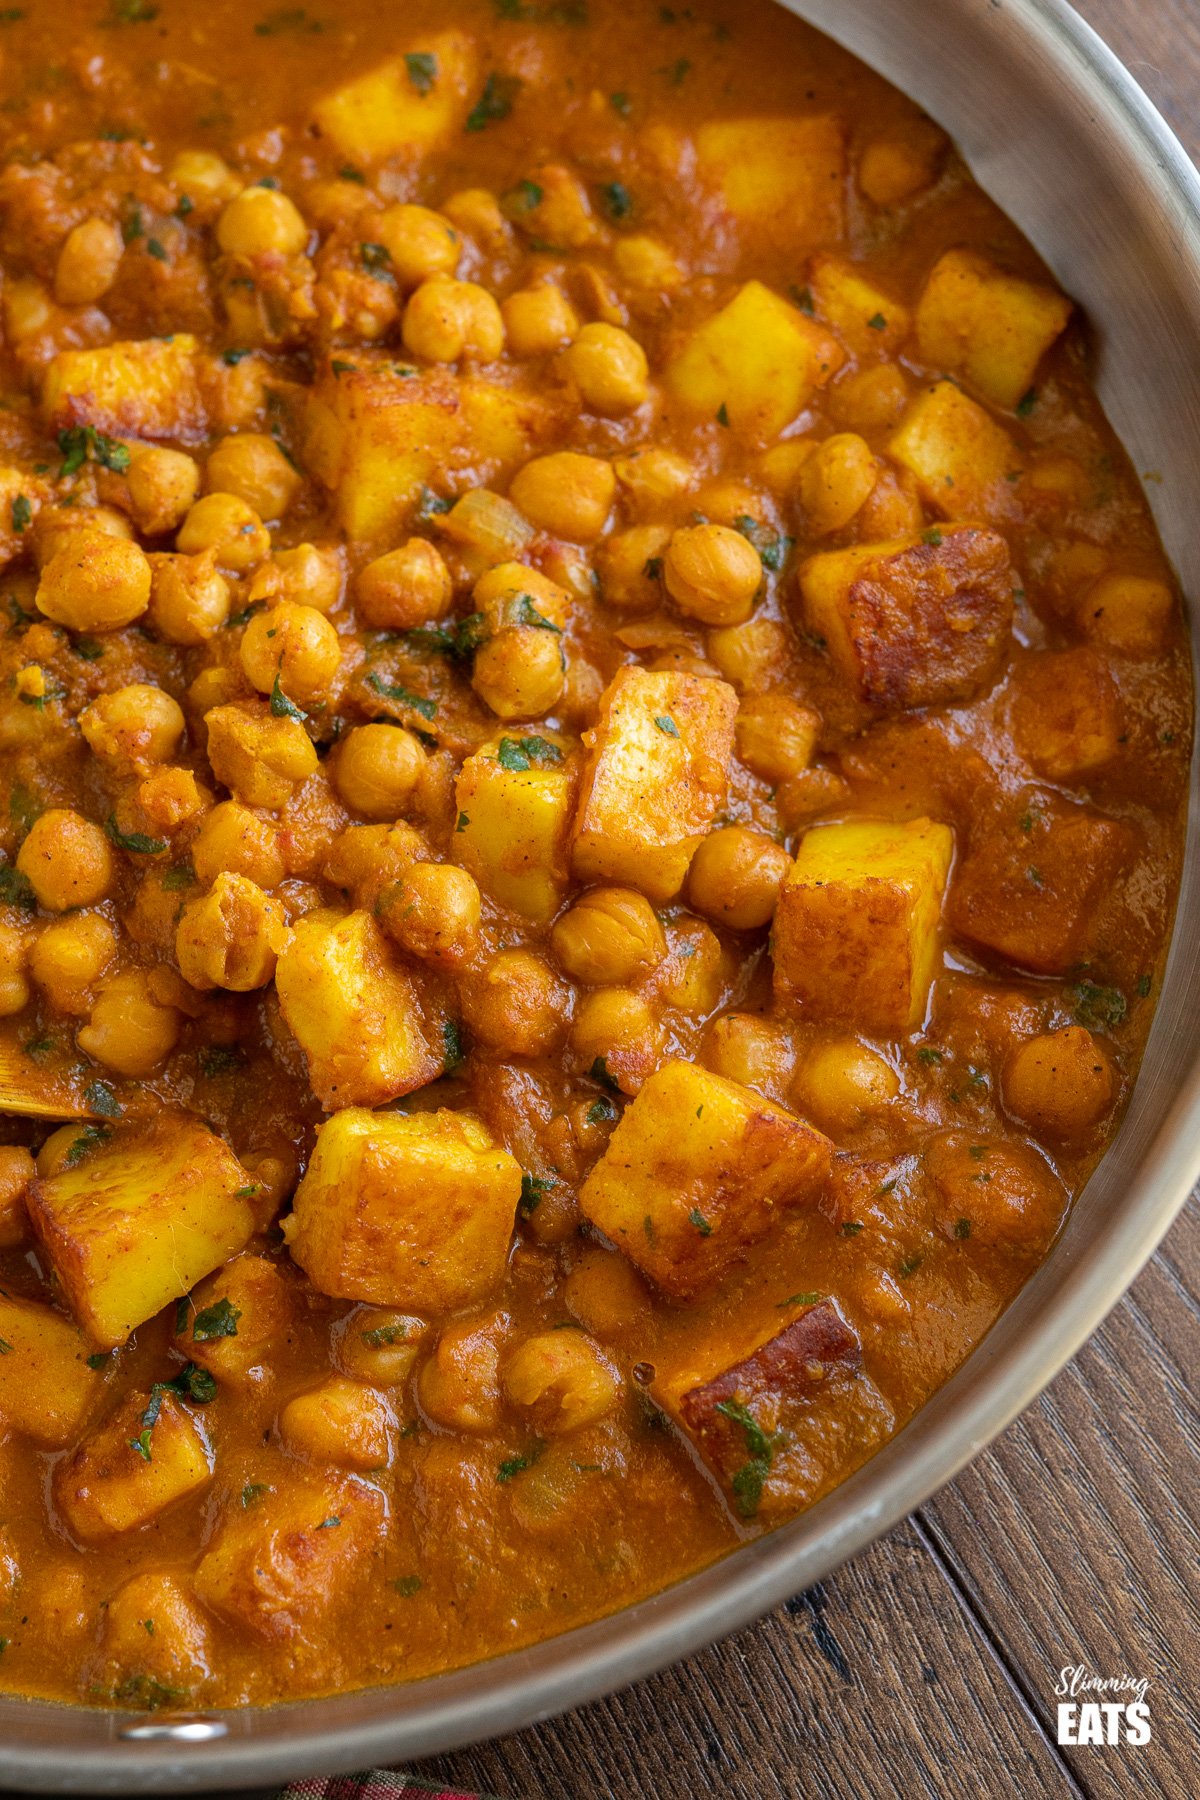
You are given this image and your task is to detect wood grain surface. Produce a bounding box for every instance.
[416,8,1200,1795]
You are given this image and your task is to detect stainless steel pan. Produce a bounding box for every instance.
[3,0,1198,1787]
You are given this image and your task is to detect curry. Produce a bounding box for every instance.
[0,0,1188,1712]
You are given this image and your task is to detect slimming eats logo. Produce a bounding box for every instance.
[1054,1664,1151,1745]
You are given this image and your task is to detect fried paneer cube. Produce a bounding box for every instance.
[274,907,441,1109]
[193,1470,386,1643]
[54,1391,213,1543]
[0,1292,105,1447]
[571,667,738,903]
[663,280,844,441]
[888,380,1021,521]
[695,116,845,245]
[773,817,954,1036]
[915,249,1073,409]
[284,1107,522,1313]
[26,1114,259,1349]
[657,1300,893,1520]
[455,730,577,922]
[1007,647,1123,781]
[42,335,206,441]
[312,31,476,165]
[578,1059,832,1298]
[948,792,1133,974]
[798,526,1014,712]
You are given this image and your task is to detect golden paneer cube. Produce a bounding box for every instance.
[0,1292,105,1448]
[915,249,1073,409]
[274,908,441,1110]
[663,281,844,441]
[572,668,738,903]
[798,525,1014,712]
[284,1107,521,1313]
[773,817,954,1035]
[312,31,476,165]
[304,355,554,542]
[810,254,911,357]
[695,116,845,245]
[888,380,1021,521]
[26,1114,259,1350]
[42,335,206,441]
[195,1469,385,1642]
[578,1059,832,1298]
[455,730,577,922]
[53,1390,213,1543]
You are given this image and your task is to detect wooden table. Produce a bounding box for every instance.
[417,7,1200,1796]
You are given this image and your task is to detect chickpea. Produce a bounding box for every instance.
[378,861,481,966]
[687,827,789,931]
[0,1145,34,1249]
[29,912,117,1015]
[0,921,29,1016]
[77,969,180,1076]
[551,887,666,986]
[323,821,426,912]
[562,321,649,415]
[336,1308,428,1385]
[791,1038,899,1135]
[614,445,694,510]
[656,922,725,1014]
[563,1246,648,1336]
[332,723,425,820]
[35,529,151,632]
[265,542,343,614]
[502,283,579,357]
[355,539,452,630]
[402,276,505,364]
[4,276,52,343]
[503,1332,620,1433]
[33,503,132,572]
[441,187,507,243]
[473,562,570,633]
[1002,1027,1115,1139]
[192,801,284,889]
[168,148,241,202]
[240,601,341,705]
[203,703,318,809]
[509,452,615,543]
[735,694,820,782]
[148,551,231,644]
[216,185,308,257]
[461,948,568,1056]
[664,523,762,626]
[38,1124,86,1179]
[16,810,112,911]
[1078,572,1174,657]
[188,666,241,717]
[54,217,123,306]
[375,203,460,286]
[278,1376,394,1471]
[79,684,185,770]
[799,433,878,535]
[613,233,683,291]
[596,525,671,613]
[471,627,564,721]
[177,493,270,573]
[205,433,301,522]
[830,364,910,432]
[126,448,200,537]
[175,871,289,992]
[571,987,661,1093]
[701,1012,795,1095]
[418,1316,504,1433]
[858,122,946,205]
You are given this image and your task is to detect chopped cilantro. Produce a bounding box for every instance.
[466,71,522,132]
[601,180,633,222]
[404,50,438,94]
[10,494,31,534]
[497,1439,545,1483]
[1073,979,1126,1031]
[87,1351,112,1370]
[192,1297,241,1342]
[242,1482,267,1507]
[590,1055,619,1092]
[777,1291,822,1308]
[442,1018,465,1073]
[84,1079,120,1118]
[715,1398,782,1520]
[519,1172,555,1216]
[866,311,887,331]
[653,714,680,737]
[954,1217,972,1239]
[392,1574,423,1597]
[359,241,392,274]
[361,1321,407,1348]
[1016,386,1038,418]
[587,1096,616,1125]
[161,861,196,891]
[64,1124,111,1168]
[610,90,631,116]
[503,178,544,215]
[57,424,131,477]
[0,864,36,911]
[105,814,167,855]
[269,673,307,722]
[733,514,792,572]
[496,734,562,771]
[917,1047,943,1065]
[688,1207,712,1237]
[921,527,944,547]
[515,594,561,632]
[364,671,437,719]
[715,402,730,427]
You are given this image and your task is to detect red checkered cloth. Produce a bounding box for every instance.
[278,1776,487,1800]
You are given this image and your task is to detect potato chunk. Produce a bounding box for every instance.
[657,1300,893,1519]
[279,1375,395,1470]
[1008,647,1122,781]
[572,667,738,903]
[455,730,577,922]
[284,1107,521,1313]
[773,817,954,1036]
[798,526,1013,712]
[173,1253,295,1390]
[91,1571,212,1708]
[924,1129,1067,1249]
[810,254,910,356]
[42,335,206,441]
[915,249,1073,409]
[948,793,1133,975]
[54,1390,212,1543]
[274,907,441,1109]
[888,380,1021,520]
[578,1059,832,1298]
[304,356,554,542]
[312,31,476,164]
[695,116,845,245]
[0,1291,105,1447]
[193,1470,386,1642]
[26,1114,258,1349]
[663,281,844,440]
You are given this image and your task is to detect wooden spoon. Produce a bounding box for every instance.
[0,1037,95,1123]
